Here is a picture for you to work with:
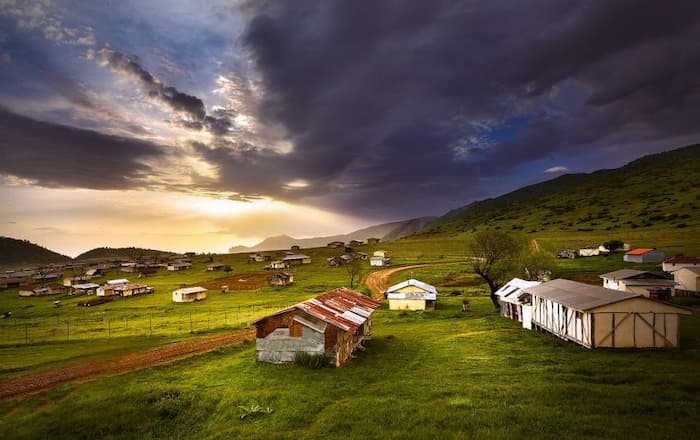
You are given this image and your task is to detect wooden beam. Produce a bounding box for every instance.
[596,313,632,347]
[637,314,675,348]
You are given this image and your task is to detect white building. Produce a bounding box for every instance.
[385,278,437,311]
[494,278,541,329]
[172,286,208,303]
[599,269,676,297]
[662,256,700,273]
[673,267,700,293]
[167,262,192,271]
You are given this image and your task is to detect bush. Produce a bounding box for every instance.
[294,352,327,369]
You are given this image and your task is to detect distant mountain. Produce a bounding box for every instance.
[74,247,176,261]
[0,236,71,268]
[229,217,437,253]
[419,144,700,236]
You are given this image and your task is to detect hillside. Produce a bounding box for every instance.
[74,247,176,262]
[419,144,700,237]
[229,217,437,253]
[0,237,71,268]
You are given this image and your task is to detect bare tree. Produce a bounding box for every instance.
[469,230,525,309]
[345,258,363,289]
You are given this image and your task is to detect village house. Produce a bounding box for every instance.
[370,250,391,267]
[18,284,67,297]
[85,268,104,277]
[63,275,93,287]
[172,286,208,303]
[207,262,225,271]
[248,252,272,263]
[385,278,438,311]
[70,283,100,296]
[253,287,381,366]
[265,260,289,270]
[494,278,542,329]
[269,271,294,288]
[673,267,700,293]
[349,240,363,247]
[282,254,312,265]
[0,277,26,289]
[290,245,301,251]
[599,269,676,297]
[524,279,690,348]
[623,248,666,263]
[327,241,345,248]
[367,237,380,245]
[96,279,129,296]
[113,283,153,297]
[167,262,192,271]
[662,256,700,273]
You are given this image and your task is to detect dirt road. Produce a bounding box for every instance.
[364,265,429,299]
[0,329,255,401]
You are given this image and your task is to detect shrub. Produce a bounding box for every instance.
[294,352,327,369]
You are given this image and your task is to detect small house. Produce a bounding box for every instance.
[248,253,266,263]
[327,256,343,266]
[662,256,700,273]
[349,240,363,247]
[97,279,129,297]
[70,283,100,296]
[269,272,294,288]
[367,238,380,245]
[63,275,92,287]
[113,283,153,297]
[494,278,541,329]
[282,254,311,265]
[385,278,437,311]
[674,267,700,293]
[327,241,345,248]
[265,260,289,270]
[373,250,389,258]
[85,268,104,277]
[208,262,225,271]
[291,245,301,251]
[525,279,690,348]
[172,286,208,303]
[624,248,666,263]
[18,284,66,297]
[167,262,192,271]
[253,288,381,366]
[370,251,391,266]
[599,269,676,297]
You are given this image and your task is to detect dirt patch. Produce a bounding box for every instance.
[365,265,429,299]
[195,272,271,291]
[0,329,254,401]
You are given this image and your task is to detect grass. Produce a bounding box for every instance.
[0,293,698,439]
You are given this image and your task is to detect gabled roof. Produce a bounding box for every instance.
[674,266,700,276]
[282,254,310,260]
[253,287,380,333]
[625,248,657,255]
[524,279,641,311]
[664,256,700,264]
[386,278,437,295]
[494,278,541,304]
[599,269,652,280]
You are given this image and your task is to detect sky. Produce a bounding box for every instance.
[1,1,700,256]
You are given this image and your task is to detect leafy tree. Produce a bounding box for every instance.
[469,230,526,309]
[345,258,363,289]
[602,240,625,253]
[521,250,554,282]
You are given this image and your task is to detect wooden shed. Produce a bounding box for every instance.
[525,279,690,348]
[253,288,380,367]
[269,272,294,288]
[385,278,437,311]
[600,269,676,297]
[494,278,541,329]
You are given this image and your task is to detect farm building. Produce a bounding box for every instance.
[349,240,363,247]
[624,248,666,263]
[525,279,690,348]
[367,237,380,245]
[291,245,301,251]
[167,262,192,271]
[63,275,92,286]
[370,251,391,266]
[1,277,28,289]
[578,246,602,257]
[385,278,437,311]
[248,253,271,263]
[662,256,700,273]
[327,241,345,248]
[673,267,700,293]
[33,272,62,281]
[265,260,289,270]
[208,263,225,271]
[269,272,294,288]
[253,287,381,366]
[282,254,311,265]
[98,283,152,297]
[85,268,104,277]
[172,286,208,303]
[600,270,676,297]
[70,283,100,295]
[494,278,541,329]
[18,284,67,297]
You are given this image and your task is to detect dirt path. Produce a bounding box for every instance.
[364,265,429,299]
[0,329,255,401]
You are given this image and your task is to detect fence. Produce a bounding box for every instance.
[0,303,293,345]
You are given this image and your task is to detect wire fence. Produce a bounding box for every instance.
[0,303,294,345]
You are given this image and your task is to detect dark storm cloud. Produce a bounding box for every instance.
[239,0,700,216]
[0,108,166,190]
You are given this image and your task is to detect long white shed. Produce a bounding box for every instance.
[494,278,541,329]
[524,279,690,349]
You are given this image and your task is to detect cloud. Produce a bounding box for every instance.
[545,166,569,174]
[0,108,167,190]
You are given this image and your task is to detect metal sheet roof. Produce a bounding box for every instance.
[386,278,437,295]
[626,248,656,255]
[173,286,207,295]
[494,278,541,304]
[524,279,640,311]
[599,269,649,280]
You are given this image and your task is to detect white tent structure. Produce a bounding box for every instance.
[494,278,541,329]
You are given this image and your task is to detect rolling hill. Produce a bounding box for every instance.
[0,237,71,268]
[417,144,700,238]
[228,217,437,253]
[74,247,176,262]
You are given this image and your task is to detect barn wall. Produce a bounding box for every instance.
[593,312,680,348]
[389,299,426,311]
[675,271,700,292]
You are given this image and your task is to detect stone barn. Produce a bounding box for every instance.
[253,288,381,367]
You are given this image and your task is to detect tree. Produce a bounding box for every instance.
[521,250,554,282]
[469,230,525,309]
[602,240,624,253]
[223,265,232,275]
[345,258,363,289]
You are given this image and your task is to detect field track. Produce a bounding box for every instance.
[365,265,429,299]
[0,329,255,401]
